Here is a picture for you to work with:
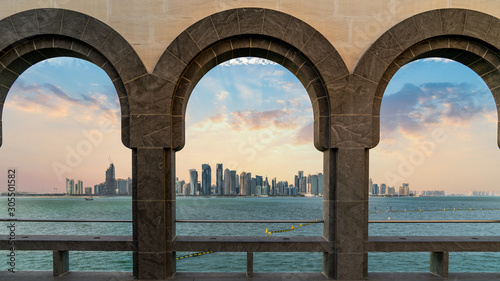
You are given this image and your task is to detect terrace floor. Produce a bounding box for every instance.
[1,272,500,280]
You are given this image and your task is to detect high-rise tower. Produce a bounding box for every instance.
[230,170,237,195]
[244,172,252,196]
[103,163,117,195]
[201,164,211,195]
[216,163,223,195]
[189,169,198,195]
[223,168,230,195]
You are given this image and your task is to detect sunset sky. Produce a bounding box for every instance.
[0,56,498,194]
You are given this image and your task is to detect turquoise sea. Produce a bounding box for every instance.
[0,196,499,273]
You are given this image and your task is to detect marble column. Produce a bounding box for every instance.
[323,148,369,279]
[133,148,176,279]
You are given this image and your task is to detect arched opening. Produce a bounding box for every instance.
[150,8,350,279]
[369,50,500,272]
[0,57,132,271]
[175,56,323,272]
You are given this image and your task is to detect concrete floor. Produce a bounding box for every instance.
[1,272,500,281]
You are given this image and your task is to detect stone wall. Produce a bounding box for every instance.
[1,0,500,72]
[0,1,499,280]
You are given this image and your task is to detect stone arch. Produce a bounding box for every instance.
[0,9,148,148]
[153,8,349,152]
[355,8,500,148]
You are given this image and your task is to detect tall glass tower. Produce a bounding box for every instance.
[201,164,211,195]
[189,169,198,196]
[223,168,230,195]
[216,163,223,195]
[103,163,117,195]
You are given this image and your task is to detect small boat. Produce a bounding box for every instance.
[85,197,93,201]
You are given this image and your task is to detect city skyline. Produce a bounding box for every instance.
[0,57,498,194]
[177,161,323,196]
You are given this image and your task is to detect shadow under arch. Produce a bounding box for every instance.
[0,8,148,148]
[153,8,349,152]
[355,8,500,148]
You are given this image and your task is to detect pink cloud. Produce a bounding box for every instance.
[229,109,298,131]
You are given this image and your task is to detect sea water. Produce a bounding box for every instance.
[0,196,499,273]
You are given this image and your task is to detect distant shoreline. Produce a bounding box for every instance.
[0,194,132,198]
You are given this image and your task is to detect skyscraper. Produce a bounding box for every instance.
[76,180,83,195]
[255,175,263,196]
[223,168,230,195]
[216,163,223,195]
[201,164,211,195]
[264,177,269,195]
[230,170,237,195]
[271,177,277,195]
[380,183,387,195]
[189,169,198,196]
[399,183,410,196]
[240,172,246,195]
[93,184,100,195]
[244,173,252,196]
[309,175,318,195]
[117,178,128,195]
[66,178,74,195]
[300,176,307,194]
[126,177,132,195]
[103,163,117,195]
[251,178,256,195]
[176,180,185,194]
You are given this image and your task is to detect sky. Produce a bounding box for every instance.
[0,56,498,194]
[371,58,499,194]
[0,58,130,193]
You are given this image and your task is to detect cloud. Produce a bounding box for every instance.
[208,113,226,124]
[422,58,453,63]
[229,109,298,131]
[381,82,495,138]
[294,122,313,145]
[220,57,278,67]
[216,91,229,101]
[6,80,120,124]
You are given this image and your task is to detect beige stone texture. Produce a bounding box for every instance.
[220,0,279,11]
[393,0,450,22]
[109,18,152,45]
[54,0,108,21]
[165,0,223,20]
[0,0,499,72]
[451,0,500,16]
[109,0,166,18]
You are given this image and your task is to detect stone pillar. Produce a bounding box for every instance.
[430,252,449,278]
[133,147,176,279]
[323,148,368,280]
[53,250,69,277]
[322,148,336,278]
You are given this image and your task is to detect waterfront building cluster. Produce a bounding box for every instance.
[369,179,413,196]
[65,163,131,196]
[177,163,323,196]
[470,190,499,196]
[420,190,446,196]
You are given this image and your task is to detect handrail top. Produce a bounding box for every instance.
[176,219,323,223]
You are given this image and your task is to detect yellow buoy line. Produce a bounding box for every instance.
[369,207,500,214]
[176,251,214,260]
[177,219,320,260]
[266,219,319,237]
